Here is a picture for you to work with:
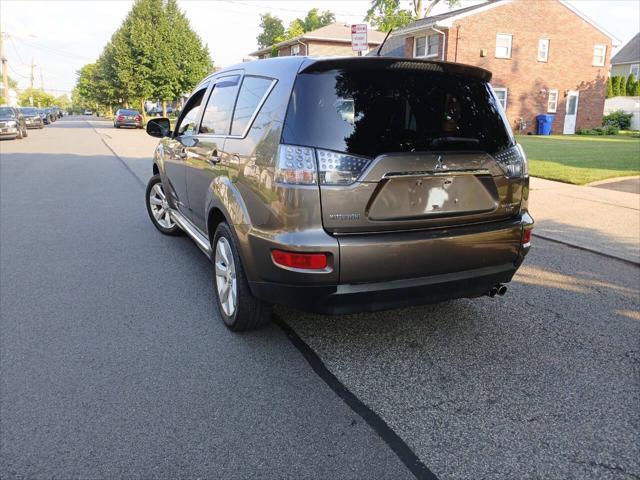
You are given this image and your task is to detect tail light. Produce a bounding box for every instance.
[135,115,142,121]
[275,144,370,186]
[272,250,328,270]
[494,144,528,178]
[117,115,124,121]
[275,145,316,185]
[316,149,370,185]
[522,229,532,247]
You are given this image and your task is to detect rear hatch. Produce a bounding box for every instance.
[282,58,525,234]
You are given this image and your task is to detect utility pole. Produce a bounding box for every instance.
[0,31,9,105]
[30,57,35,90]
[40,67,44,92]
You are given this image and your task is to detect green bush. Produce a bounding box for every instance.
[603,109,633,130]
[612,76,621,96]
[577,125,619,135]
[627,73,637,96]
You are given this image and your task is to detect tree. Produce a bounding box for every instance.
[299,8,335,32]
[18,88,55,107]
[626,73,636,96]
[606,77,614,98]
[365,0,415,31]
[257,9,335,56]
[257,13,285,48]
[77,0,212,116]
[54,94,71,111]
[619,75,627,98]
[611,76,620,96]
[0,76,18,104]
[366,0,460,31]
[158,0,212,115]
[634,81,640,96]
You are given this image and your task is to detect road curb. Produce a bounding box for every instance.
[533,233,640,266]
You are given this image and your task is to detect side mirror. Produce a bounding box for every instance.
[146,118,171,138]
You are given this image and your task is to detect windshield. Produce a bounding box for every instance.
[0,107,16,117]
[283,67,514,157]
[21,107,37,115]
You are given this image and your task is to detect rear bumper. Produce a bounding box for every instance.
[114,121,142,127]
[246,213,533,314]
[250,263,517,314]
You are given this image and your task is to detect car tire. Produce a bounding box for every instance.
[212,223,272,332]
[145,174,181,236]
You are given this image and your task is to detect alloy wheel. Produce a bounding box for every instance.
[148,182,175,229]
[214,237,237,317]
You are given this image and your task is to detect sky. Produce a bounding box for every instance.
[1,0,639,97]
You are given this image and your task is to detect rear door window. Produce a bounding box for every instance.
[283,66,514,157]
[200,75,240,135]
[230,76,275,136]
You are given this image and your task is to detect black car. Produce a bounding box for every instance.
[0,106,28,140]
[19,107,44,129]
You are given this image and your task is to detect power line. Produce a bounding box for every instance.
[11,35,94,62]
[217,0,365,17]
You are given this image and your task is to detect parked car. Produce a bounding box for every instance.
[113,109,143,128]
[19,107,44,129]
[148,105,173,116]
[37,109,51,125]
[144,56,534,331]
[0,106,28,140]
[83,109,93,116]
[44,108,56,122]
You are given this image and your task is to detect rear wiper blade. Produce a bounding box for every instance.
[428,137,480,148]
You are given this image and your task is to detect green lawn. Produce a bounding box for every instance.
[516,134,640,185]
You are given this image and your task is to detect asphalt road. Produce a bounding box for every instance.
[1,117,639,480]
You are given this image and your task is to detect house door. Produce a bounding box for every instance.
[563,91,579,134]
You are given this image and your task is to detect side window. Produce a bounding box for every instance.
[200,75,240,134]
[230,76,275,136]
[176,86,207,137]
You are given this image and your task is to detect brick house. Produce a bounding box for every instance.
[250,23,386,59]
[377,0,616,134]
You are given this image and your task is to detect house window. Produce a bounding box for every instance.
[414,34,439,58]
[495,34,512,59]
[291,44,301,56]
[547,89,558,113]
[593,44,606,66]
[493,87,508,110]
[631,63,640,78]
[537,38,549,62]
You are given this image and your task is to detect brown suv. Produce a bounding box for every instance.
[145,57,533,331]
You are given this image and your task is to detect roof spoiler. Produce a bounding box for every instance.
[299,57,492,82]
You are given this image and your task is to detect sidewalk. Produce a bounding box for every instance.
[529,177,640,264]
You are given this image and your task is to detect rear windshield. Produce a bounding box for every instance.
[119,109,140,115]
[282,67,514,157]
[21,107,37,115]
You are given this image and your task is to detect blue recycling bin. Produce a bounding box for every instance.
[536,114,555,135]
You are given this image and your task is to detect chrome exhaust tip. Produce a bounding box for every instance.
[497,284,507,296]
[488,286,498,298]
